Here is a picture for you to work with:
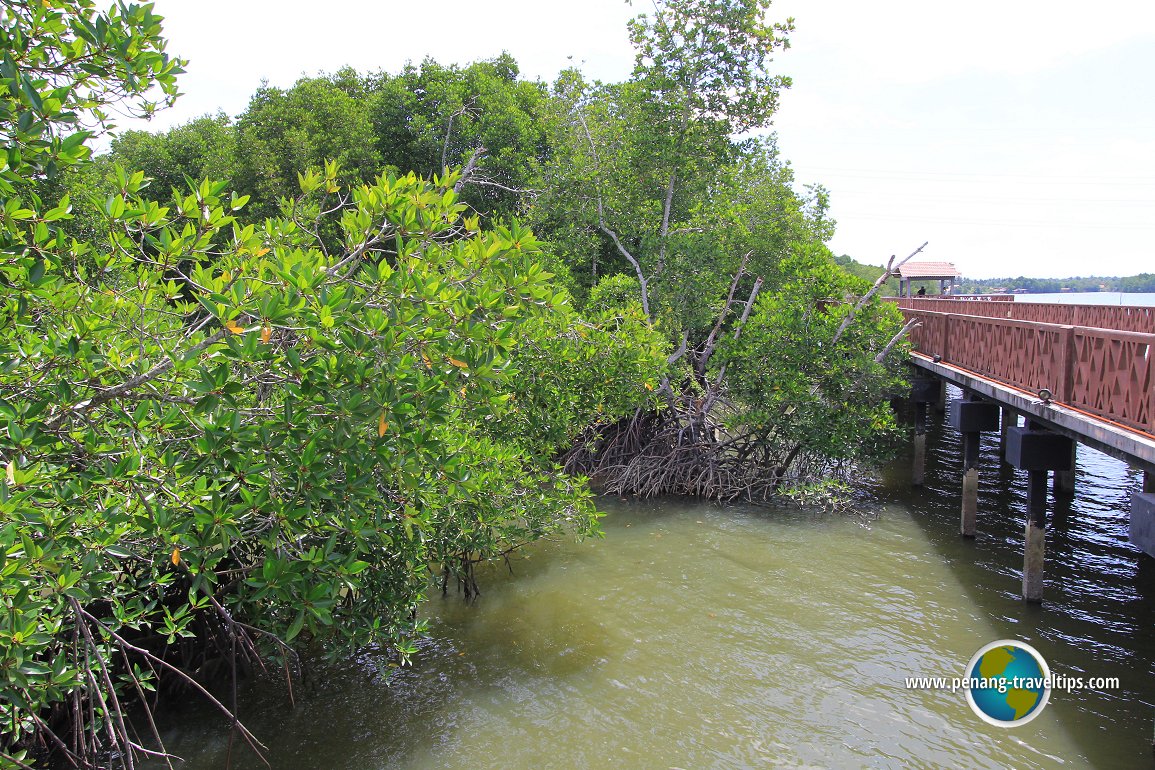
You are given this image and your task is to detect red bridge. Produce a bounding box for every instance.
[891,296,1155,603]
[898,297,1154,435]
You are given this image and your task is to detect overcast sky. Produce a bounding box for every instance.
[126,0,1155,279]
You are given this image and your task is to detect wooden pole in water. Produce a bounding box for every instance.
[1023,468,1049,602]
[913,402,928,486]
[961,431,980,537]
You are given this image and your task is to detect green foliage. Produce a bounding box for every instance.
[725,246,908,468]
[0,0,183,191]
[1,156,653,764]
[537,0,798,326]
[627,0,793,133]
[833,254,900,296]
[0,0,918,754]
[535,0,908,499]
[0,8,665,765]
[111,111,237,196]
[486,298,668,461]
[232,68,382,222]
[1116,273,1155,292]
[586,273,644,314]
[655,137,834,330]
[36,0,909,508]
[371,55,550,216]
[94,56,553,237]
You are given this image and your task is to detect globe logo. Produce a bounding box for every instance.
[964,640,1051,727]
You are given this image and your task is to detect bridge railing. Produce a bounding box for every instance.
[904,309,1154,434]
[895,297,1155,333]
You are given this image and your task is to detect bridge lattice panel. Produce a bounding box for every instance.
[897,299,1155,333]
[905,309,1155,435]
[1069,330,1153,432]
[949,317,1066,396]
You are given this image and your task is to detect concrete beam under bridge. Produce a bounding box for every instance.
[909,354,1155,474]
[1132,472,1155,559]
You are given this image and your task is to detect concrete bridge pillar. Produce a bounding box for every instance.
[910,378,940,486]
[1006,422,1074,602]
[999,407,1017,461]
[1053,442,1078,498]
[1023,469,1049,602]
[935,379,947,414]
[913,403,928,486]
[948,395,1000,537]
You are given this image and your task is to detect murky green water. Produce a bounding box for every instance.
[155,401,1155,769]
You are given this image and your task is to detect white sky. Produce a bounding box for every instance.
[126,0,1155,279]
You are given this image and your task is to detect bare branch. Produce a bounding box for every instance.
[875,318,920,363]
[655,168,677,276]
[573,106,653,319]
[667,329,690,366]
[731,276,763,344]
[698,252,752,376]
[704,275,763,411]
[831,241,927,347]
[453,146,487,194]
[467,178,541,196]
[883,241,929,283]
[47,327,228,432]
[441,100,480,171]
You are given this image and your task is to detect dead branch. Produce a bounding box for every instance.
[655,167,677,276]
[698,252,752,379]
[453,146,487,193]
[875,318,920,363]
[703,275,762,411]
[573,107,653,319]
[442,100,478,172]
[467,177,541,196]
[655,100,692,278]
[730,275,763,344]
[831,241,927,347]
[667,329,690,366]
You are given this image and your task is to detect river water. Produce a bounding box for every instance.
[153,400,1155,769]
[1009,292,1155,306]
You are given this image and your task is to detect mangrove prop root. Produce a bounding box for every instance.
[562,390,857,505]
[18,598,275,770]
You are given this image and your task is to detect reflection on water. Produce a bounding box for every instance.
[154,400,1155,769]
